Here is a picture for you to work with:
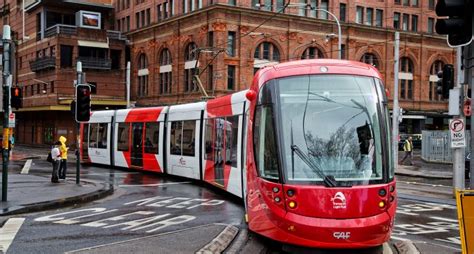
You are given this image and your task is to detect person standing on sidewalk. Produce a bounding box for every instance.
[51,141,62,183]
[400,136,414,165]
[58,136,69,180]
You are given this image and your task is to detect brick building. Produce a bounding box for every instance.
[117,0,456,134]
[0,0,127,145]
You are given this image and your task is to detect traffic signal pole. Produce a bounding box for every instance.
[75,62,83,185]
[469,42,474,189]
[392,32,400,171]
[452,47,465,192]
[1,25,11,201]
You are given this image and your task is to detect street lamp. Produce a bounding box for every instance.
[286,3,342,60]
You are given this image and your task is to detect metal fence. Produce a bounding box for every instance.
[421,130,470,163]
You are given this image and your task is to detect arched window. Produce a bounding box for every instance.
[184,42,198,92]
[399,57,414,100]
[301,47,324,59]
[254,42,280,73]
[159,49,172,94]
[184,42,198,61]
[429,60,444,101]
[360,53,380,69]
[137,53,148,97]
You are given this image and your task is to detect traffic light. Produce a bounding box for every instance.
[75,84,91,122]
[435,0,473,47]
[436,64,454,99]
[10,86,22,109]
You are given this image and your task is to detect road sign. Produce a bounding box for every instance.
[450,118,466,148]
[455,189,474,254]
[7,112,14,128]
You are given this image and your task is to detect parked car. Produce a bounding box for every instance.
[398,134,422,151]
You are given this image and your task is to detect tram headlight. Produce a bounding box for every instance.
[378,188,387,197]
[286,189,295,197]
[378,201,386,208]
[288,201,297,209]
[390,185,395,193]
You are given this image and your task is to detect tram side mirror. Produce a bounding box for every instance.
[246,90,257,101]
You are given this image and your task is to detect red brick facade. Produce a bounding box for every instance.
[118,0,455,133]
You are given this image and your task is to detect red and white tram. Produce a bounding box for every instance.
[80,59,396,248]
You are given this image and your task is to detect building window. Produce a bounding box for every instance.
[208,31,213,47]
[146,8,151,25]
[60,45,73,68]
[184,42,198,92]
[319,0,328,19]
[158,4,162,21]
[137,53,148,97]
[403,0,409,6]
[159,49,172,94]
[301,47,324,59]
[227,65,235,90]
[339,3,346,22]
[411,15,418,32]
[366,8,373,26]
[402,14,409,31]
[135,12,140,29]
[228,0,236,5]
[126,16,130,31]
[395,0,401,4]
[394,12,400,29]
[164,2,168,18]
[429,0,435,10]
[208,65,213,90]
[412,0,418,6]
[170,0,174,16]
[429,60,444,101]
[399,57,414,100]
[227,31,236,57]
[375,9,383,27]
[254,42,280,61]
[341,44,346,59]
[428,18,435,33]
[360,53,380,69]
[356,6,363,24]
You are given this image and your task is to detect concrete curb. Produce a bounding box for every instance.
[394,240,420,254]
[0,181,114,216]
[196,224,239,254]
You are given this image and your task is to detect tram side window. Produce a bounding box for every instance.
[170,120,196,156]
[145,122,159,154]
[254,106,280,180]
[98,123,108,149]
[89,124,98,148]
[227,115,239,168]
[117,123,130,151]
[182,120,196,156]
[170,121,183,155]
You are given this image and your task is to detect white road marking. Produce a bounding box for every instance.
[118,182,191,187]
[0,218,25,253]
[20,159,32,174]
[398,180,449,188]
[65,223,216,253]
[429,216,458,223]
[391,235,410,241]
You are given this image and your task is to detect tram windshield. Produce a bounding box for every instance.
[273,75,387,186]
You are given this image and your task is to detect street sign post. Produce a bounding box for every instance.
[8,112,15,128]
[450,119,466,148]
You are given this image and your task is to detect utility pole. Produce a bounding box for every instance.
[392,32,400,171]
[1,25,11,202]
[453,47,465,192]
[469,42,474,189]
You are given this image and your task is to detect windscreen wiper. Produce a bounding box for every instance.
[291,144,337,187]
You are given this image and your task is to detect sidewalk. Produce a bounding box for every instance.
[0,145,112,216]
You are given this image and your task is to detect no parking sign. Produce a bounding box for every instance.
[450,119,466,148]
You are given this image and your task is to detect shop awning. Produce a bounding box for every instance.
[78,40,109,48]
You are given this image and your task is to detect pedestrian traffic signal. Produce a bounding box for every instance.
[75,84,91,122]
[10,86,22,109]
[435,0,473,47]
[436,64,454,100]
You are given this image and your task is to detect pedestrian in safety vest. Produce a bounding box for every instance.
[400,136,413,166]
[59,136,69,180]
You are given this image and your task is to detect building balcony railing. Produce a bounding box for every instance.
[29,57,56,72]
[77,57,111,70]
[43,24,126,41]
[44,24,77,38]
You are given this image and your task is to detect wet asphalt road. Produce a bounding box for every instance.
[2,161,463,254]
